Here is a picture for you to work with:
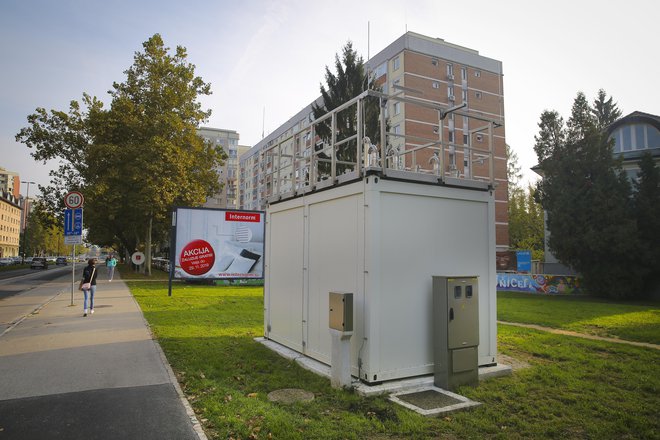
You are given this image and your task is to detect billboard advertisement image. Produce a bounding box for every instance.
[173,207,265,279]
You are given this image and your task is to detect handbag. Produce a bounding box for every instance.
[81,267,96,290]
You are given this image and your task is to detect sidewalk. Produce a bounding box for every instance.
[0,266,206,440]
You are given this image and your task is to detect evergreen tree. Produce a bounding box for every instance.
[533,110,565,164]
[633,153,660,294]
[505,144,522,199]
[534,91,643,298]
[312,41,382,176]
[591,88,622,130]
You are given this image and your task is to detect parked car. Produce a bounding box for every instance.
[31,257,48,270]
[56,257,67,266]
[0,258,14,266]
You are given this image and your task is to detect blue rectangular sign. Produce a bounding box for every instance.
[516,250,532,273]
[64,208,83,236]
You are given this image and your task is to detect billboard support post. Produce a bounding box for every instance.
[168,210,176,297]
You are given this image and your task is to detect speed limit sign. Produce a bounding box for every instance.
[64,191,84,209]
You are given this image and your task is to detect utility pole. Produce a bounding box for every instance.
[20,181,35,263]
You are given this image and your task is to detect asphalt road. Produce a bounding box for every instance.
[0,265,80,335]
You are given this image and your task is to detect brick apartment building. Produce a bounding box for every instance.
[239,32,508,250]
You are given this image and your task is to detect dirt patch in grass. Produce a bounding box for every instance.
[498,353,531,371]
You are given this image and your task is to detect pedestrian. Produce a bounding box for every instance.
[79,258,98,317]
[107,254,118,282]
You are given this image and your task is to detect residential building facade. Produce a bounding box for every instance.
[197,127,242,209]
[0,167,20,199]
[608,111,660,179]
[0,191,22,257]
[239,32,508,249]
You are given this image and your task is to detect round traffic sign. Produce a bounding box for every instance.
[131,252,145,265]
[64,191,84,209]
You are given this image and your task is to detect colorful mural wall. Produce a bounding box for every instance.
[496,274,582,294]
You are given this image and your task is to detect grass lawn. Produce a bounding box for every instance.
[129,282,660,439]
[498,291,660,345]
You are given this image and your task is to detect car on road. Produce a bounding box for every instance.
[30,257,48,270]
[56,257,67,266]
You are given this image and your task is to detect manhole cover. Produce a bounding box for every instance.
[396,390,463,410]
[267,388,314,404]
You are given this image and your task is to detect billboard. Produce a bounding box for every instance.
[173,207,265,279]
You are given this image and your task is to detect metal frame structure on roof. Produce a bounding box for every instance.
[261,89,504,204]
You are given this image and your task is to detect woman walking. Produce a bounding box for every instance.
[80,258,98,317]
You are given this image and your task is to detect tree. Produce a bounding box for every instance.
[311,41,382,176]
[591,88,622,130]
[16,34,225,274]
[505,144,522,198]
[534,91,645,299]
[633,153,660,294]
[16,94,104,216]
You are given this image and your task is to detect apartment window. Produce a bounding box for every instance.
[476,134,483,142]
[474,70,481,77]
[475,91,482,99]
[635,124,646,149]
[431,58,438,66]
[622,126,632,151]
[393,124,401,135]
[462,90,468,101]
[463,134,469,145]
[447,63,454,77]
[393,56,400,71]
[432,81,440,89]
[393,101,401,115]
[374,62,387,79]
[448,131,455,143]
[461,67,467,81]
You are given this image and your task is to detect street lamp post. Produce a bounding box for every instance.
[21,181,35,264]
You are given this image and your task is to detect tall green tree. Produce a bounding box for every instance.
[633,153,660,294]
[591,88,622,130]
[16,34,225,274]
[312,41,382,176]
[505,143,522,198]
[15,94,105,215]
[534,91,644,298]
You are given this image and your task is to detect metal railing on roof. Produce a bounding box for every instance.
[260,89,502,203]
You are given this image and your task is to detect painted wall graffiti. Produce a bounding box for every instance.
[497,273,582,294]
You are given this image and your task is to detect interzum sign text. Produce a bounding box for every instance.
[225,212,261,222]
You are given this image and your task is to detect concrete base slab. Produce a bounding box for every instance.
[256,337,513,397]
[389,386,481,416]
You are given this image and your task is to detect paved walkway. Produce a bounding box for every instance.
[0,266,206,440]
[498,320,660,350]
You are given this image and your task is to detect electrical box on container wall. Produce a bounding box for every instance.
[329,292,353,333]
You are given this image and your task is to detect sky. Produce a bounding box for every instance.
[1,0,658,197]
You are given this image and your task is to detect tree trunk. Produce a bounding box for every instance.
[145,214,152,276]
